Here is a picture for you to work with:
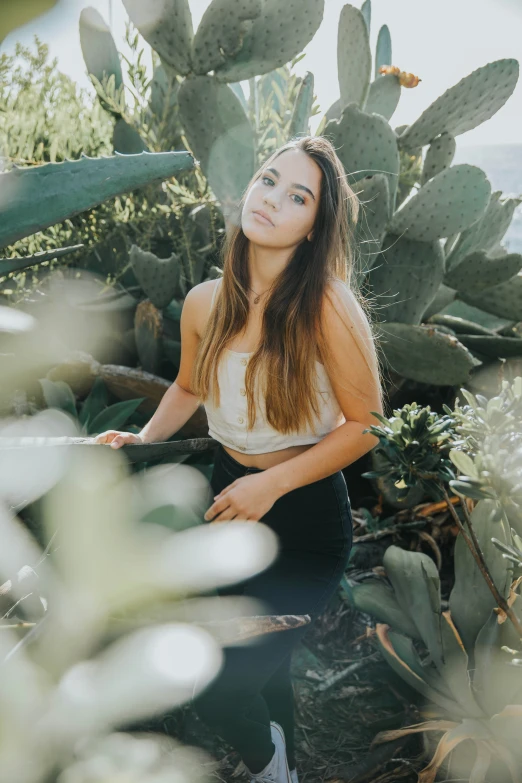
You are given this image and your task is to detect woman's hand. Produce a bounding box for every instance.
[92,430,144,449]
[204,472,280,523]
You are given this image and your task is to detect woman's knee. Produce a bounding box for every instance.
[192,681,252,726]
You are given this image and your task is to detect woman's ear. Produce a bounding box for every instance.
[307,231,313,242]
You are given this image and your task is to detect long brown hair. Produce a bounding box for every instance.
[191,135,386,434]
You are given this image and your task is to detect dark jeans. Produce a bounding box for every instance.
[191,444,353,772]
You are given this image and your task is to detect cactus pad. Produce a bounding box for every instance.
[390,164,491,241]
[458,271,522,322]
[398,59,519,152]
[368,234,445,325]
[426,314,495,337]
[361,0,371,33]
[444,251,522,295]
[178,75,255,214]
[421,132,456,186]
[210,0,325,83]
[191,0,263,76]
[446,191,522,271]
[113,118,148,154]
[324,103,400,210]
[455,333,522,359]
[122,0,194,75]
[79,7,123,90]
[130,245,181,309]
[337,4,372,110]
[353,174,390,281]
[364,73,401,121]
[375,24,392,78]
[379,322,480,384]
[149,62,179,119]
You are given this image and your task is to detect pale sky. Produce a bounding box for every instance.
[3,0,522,147]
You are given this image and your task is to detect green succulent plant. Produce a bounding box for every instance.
[38,376,146,436]
[345,377,522,782]
[362,375,522,511]
[347,538,522,783]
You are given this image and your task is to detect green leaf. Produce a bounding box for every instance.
[347,579,421,639]
[449,480,493,500]
[89,398,146,434]
[79,376,109,427]
[449,449,479,479]
[38,379,77,418]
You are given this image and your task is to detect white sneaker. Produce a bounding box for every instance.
[289,769,299,783]
[244,720,291,782]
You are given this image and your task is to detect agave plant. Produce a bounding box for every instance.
[348,538,522,783]
[350,376,522,781]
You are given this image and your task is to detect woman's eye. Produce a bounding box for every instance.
[261,176,305,205]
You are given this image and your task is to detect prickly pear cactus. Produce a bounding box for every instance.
[389,164,491,242]
[324,103,400,211]
[178,75,255,218]
[378,323,480,385]
[337,4,372,110]
[364,73,401,121]
[353,174,390,281]
[79,7,123,94]
[367,235,445,325]
[208,0,325,83]
[122,0,194,76]
[398,59,519,152]
[458,272,522,323]
[190,0,263,76]
[420,132,456,185]
[375,24,391,77]
[313,2,521,388]
[444,251,522,295]
[129,245,182,309]
[446,191,522,271]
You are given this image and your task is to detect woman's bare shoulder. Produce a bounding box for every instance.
[322,278,373,339]
[185,278,221,339]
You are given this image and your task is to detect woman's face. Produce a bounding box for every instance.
[241,148,322,248]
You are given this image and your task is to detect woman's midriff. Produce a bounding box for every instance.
[221,442,316,470]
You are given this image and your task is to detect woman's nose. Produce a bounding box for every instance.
[263,197,279,211]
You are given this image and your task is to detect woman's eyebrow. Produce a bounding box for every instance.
[265,167,316,201]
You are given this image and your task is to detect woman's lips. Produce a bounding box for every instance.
[253,211,274,226]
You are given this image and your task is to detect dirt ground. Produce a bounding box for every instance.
[176,592,428,783]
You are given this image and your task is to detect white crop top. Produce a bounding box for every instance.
[203,278,346,455]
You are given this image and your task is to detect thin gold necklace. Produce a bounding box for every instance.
[249,286,269,304]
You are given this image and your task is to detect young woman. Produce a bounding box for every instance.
[95,135,385,782]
